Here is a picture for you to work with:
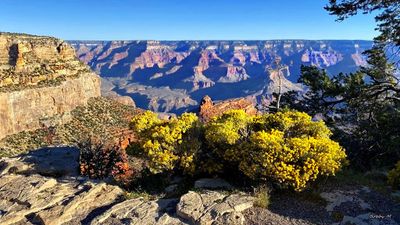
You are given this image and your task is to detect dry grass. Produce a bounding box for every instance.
[253,185,270,209]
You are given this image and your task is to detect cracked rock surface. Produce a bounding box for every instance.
[176,191,254,225]
[2,146,398,225]
[0,147,255,225]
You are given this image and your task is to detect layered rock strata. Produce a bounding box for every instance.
[199,95,258,123]
[0,33,100,139]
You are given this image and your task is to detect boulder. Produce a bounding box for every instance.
[176,191,254,225]
[176,191,205,223]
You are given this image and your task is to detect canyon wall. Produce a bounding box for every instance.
[70,40,373,113]
[0,33,100,139]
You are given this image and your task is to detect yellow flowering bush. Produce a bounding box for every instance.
[130,111,201,174]
[205,110,347,191]
[205,110,253,163]
[388,161,400,189]
[130,109,346,191]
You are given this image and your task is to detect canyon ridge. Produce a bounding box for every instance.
[0,33,100,140]
[70,40,372,113]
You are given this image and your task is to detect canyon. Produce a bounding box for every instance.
[70,40,373,113]
[0,33,398,225]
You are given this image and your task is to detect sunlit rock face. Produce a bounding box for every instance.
[199,95,258,123]
[70,40,372,113]
[0,33,100,139]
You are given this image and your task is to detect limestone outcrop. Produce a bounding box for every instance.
[218,65,250,83]
[0,147,256,225]
[1,147,397,225]
[0,33,100,139]
[176,191,254,225]
[130,41,189,74]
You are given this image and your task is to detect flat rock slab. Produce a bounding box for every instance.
[0,149,257,225]
[321,187,398,225]
[0,173,124,225]
[177,191,254,225]
[0,146,79,177]
[90,198,185,225]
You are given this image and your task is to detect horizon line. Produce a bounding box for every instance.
[67,39,374,42]
[0,31,374,42]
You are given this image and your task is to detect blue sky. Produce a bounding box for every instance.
[0,0,378,40]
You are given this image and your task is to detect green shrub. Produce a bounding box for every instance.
[388,161,400,189]
[253,185,270,208]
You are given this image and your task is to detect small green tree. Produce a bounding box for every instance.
[388,161,400,189]
[326,0,400,48]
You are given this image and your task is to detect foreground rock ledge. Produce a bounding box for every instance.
[176,191,254,225]
[0,147,255,225]
[0,147,399,225]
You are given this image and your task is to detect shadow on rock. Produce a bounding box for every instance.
[0,146,80,178]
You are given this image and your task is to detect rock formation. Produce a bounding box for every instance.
[0,97,139,157]
[301,49,344,67]
[0,33,100,139]
[218,65,250,83]
[70,40,371,113]
[199,95,258,122]
[115,82,197,113]
[176,191,254,225]
[0,147,256,225]
[129,42,189,75]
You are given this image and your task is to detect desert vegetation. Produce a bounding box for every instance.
[277,0,400,191]
[95,109,344,192]
[0,97,139,157]
[78,138,134,186]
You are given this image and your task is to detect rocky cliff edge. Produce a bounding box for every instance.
[0,33,101,139]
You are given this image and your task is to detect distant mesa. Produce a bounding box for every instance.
[0,33,90,89]
[69,40,372,113]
